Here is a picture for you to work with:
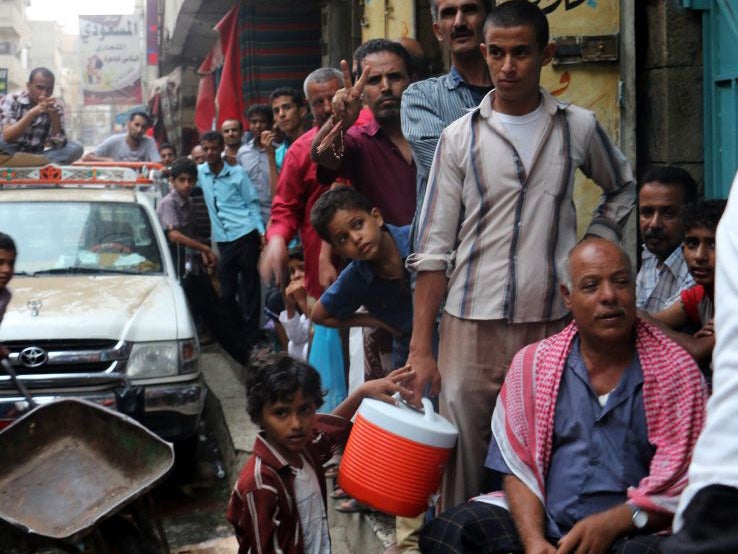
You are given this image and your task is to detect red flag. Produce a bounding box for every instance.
[195,73,216,134]
[195,6,242,133]
[214,6,243,128]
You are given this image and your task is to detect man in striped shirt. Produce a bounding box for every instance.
[635,166,698,313]
[406,0,636,511]
[401,0,494,246]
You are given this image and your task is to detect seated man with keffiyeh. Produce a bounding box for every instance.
[420,237,708,554]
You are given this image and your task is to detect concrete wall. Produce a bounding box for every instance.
[59,34,83,142]
[0,0,30,91]
[27,20,63,77]
[636,0,704,190]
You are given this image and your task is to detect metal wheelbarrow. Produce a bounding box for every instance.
[0,358,174,551]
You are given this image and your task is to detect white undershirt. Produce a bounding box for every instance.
[492,102,547,174]
[598,392,611,408]
[294,454,330,554]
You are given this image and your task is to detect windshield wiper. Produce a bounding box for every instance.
[32,267,140,276]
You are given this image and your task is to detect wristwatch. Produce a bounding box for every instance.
[627,503,649,530]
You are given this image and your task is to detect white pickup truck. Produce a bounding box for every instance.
[0,165,205,442]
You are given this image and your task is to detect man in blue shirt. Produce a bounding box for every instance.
[420,238,707,554]
[199,130,265,343]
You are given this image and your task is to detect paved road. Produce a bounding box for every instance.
[0,346,387,553]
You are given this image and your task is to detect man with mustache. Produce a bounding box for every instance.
[311,39,416,231]
[401,0,494,245]
[420,237,707,554]
[636,166,699,313]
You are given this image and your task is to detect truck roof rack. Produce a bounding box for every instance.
[0,163,164,188]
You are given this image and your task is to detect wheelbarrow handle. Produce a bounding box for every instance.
[1,357,38,409]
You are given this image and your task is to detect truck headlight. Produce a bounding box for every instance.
[126,339,199,378]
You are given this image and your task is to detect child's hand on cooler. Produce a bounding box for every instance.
[359,365,414,405]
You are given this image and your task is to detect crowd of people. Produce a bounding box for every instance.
[222,1,729,552]
[1,0,736,553]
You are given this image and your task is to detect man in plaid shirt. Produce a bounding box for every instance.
[0,67,83,164]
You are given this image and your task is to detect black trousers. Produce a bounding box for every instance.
[217,231,261,343]
[182,271,249,364]
[419,502,663,554]
[662,484,738,553]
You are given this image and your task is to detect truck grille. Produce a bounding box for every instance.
[1,340,128,386]
[3,339,118,351]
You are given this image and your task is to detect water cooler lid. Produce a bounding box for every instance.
[356,396,458,449]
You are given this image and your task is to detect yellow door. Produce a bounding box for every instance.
[539,0,634,242]
[361,0,417,40]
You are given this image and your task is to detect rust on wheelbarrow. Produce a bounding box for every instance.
[0,398,174,539]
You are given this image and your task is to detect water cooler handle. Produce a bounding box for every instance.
[391,392,437,422]
[421,398,436,422]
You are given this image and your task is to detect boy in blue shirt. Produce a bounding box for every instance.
[310,186,412,371]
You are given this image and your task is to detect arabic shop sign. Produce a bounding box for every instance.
[79,14,143,105]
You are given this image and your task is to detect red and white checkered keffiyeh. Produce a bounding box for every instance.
[481,319,707,514]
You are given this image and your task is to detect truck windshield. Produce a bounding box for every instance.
[0,201,164,275]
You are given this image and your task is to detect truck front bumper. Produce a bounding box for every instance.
[0,377,207,440]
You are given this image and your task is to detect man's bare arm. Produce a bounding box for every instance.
[407,270,446,405]
[557,503,672,554]
[504,475,556,554]
[310,60,369,170]
[261,130,279,199]
[639,309,714,363]
[312,301,400,336]
[82,152,114,162]
[2,105,44,143]
[48,105,62,137]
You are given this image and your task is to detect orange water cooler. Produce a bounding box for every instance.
[338,397,458,517]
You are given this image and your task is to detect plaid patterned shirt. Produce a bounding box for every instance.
[636,246,695,313]
[0,90,67,152]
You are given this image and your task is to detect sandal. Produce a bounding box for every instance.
[334,498,376,514]
[330,485,349,500]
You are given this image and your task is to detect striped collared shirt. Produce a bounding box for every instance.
[401,68,492,248]
[636,246,695,313]
[407,88,636,323]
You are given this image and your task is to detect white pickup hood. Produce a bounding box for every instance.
[1,275,187,343]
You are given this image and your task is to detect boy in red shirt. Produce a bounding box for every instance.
[227,353,412,553]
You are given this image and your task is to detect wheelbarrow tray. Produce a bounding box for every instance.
[0,398,174,539]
